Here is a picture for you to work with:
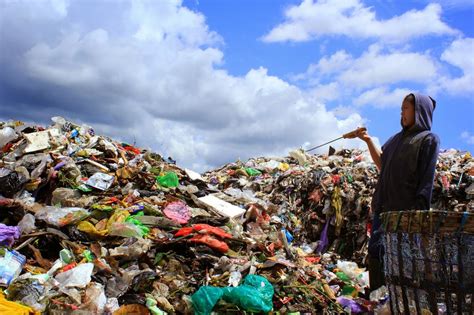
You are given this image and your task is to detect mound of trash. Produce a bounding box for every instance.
[0,118,472,314]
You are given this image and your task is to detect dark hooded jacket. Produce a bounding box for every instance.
[369,93,440,258]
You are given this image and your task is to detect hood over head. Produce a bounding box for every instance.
[410,93,436,132]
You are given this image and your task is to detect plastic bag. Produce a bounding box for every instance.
[175,224,232,239]
[109,238,152,258]
[83,283,106,314]
[51,188,81,207]
[289,149,308,165]
[0,224,21,247]
[189,234,229,253]
[86,172,115,191]
[192,286,224,315]
[337,297,366,313]
[35,206,89,227]
[156,171,179,188]
[0,168,26,197]
[163,201,190,224]
[77,221,108,237]
[337,260,364,280]
[109,222,145,238]
[192,275,273,314]
[125,212,150,236]
[0,127,17,147]
[6,276,47,312]
[18,214,36,235]
[245,168,261,177]
[0,292,37,315]
[55,263,94,288]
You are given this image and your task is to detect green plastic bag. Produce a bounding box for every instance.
[245,168,262,177]
[191,275,273,315]
[156,172,179,188]
[336,271,351,283]
[191,286,224,315]
[341,285,357,297]
[125,211,150,236]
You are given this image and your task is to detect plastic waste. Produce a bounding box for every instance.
[6,275,47,311]
[109,222,146,238]
[259,160,280,171]
[77,221,108,237]
[289,149,308,165]
[83,283,107,314]
[163,201,190,224]
[17,190,35,206]
[55,263,94,288]
[191,275,274,314]
[228,271,242,287]
[125,212,150,236]
[335,271,351,283]
[175,224,232,239]
[17,214,36,235]
[59,249,73,264]
[337,260,365,280]
[0,224,21,247]
[0,291,36,315]
[86,172,115,191]
[105,298,120,314]
[0,127,17,147]
[109,238,152,258]
[282,228,294,243]
[0,250,26,285]
[146,294,166,315]
[35,206,89,227]
[337,297,366,313]
[245,168,262,177]
[156,171,179,188]
[51,188,82,206]
[0,168,26,197]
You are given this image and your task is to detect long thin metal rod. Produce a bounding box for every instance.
[305,136,342,152]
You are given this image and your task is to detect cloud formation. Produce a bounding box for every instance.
[262,0,457,43]
[0,0,365,171]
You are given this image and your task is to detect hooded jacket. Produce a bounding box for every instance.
[369,93,440,257]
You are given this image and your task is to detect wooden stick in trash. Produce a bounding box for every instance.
[305,127,367,152]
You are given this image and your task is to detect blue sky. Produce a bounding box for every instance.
[1,0,473,171]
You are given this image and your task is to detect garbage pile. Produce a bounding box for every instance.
[0,118,472,314]
[202,149,379,266]
[432,149,474,212]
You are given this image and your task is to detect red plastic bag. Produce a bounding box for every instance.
[174,226,194,237]
[175,224,232,239]
[189,234,229,253]
[193,224,232,239]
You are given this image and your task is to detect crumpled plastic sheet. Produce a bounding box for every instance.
[0,224,21,247]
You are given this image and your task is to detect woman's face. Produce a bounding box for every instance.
[401,99,415,128]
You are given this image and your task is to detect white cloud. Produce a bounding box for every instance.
[439,37,474,94]
[306,82,340,102]
[338,45,438,89]
[262,0,457,43]
[306,50,353,78]
[461,131,474,145]
[294,45,437,107]
[354,87,412,108]
[1,0,366,172]
[130,0,221,46]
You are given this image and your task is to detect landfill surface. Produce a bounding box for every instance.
[0,118,472,314]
